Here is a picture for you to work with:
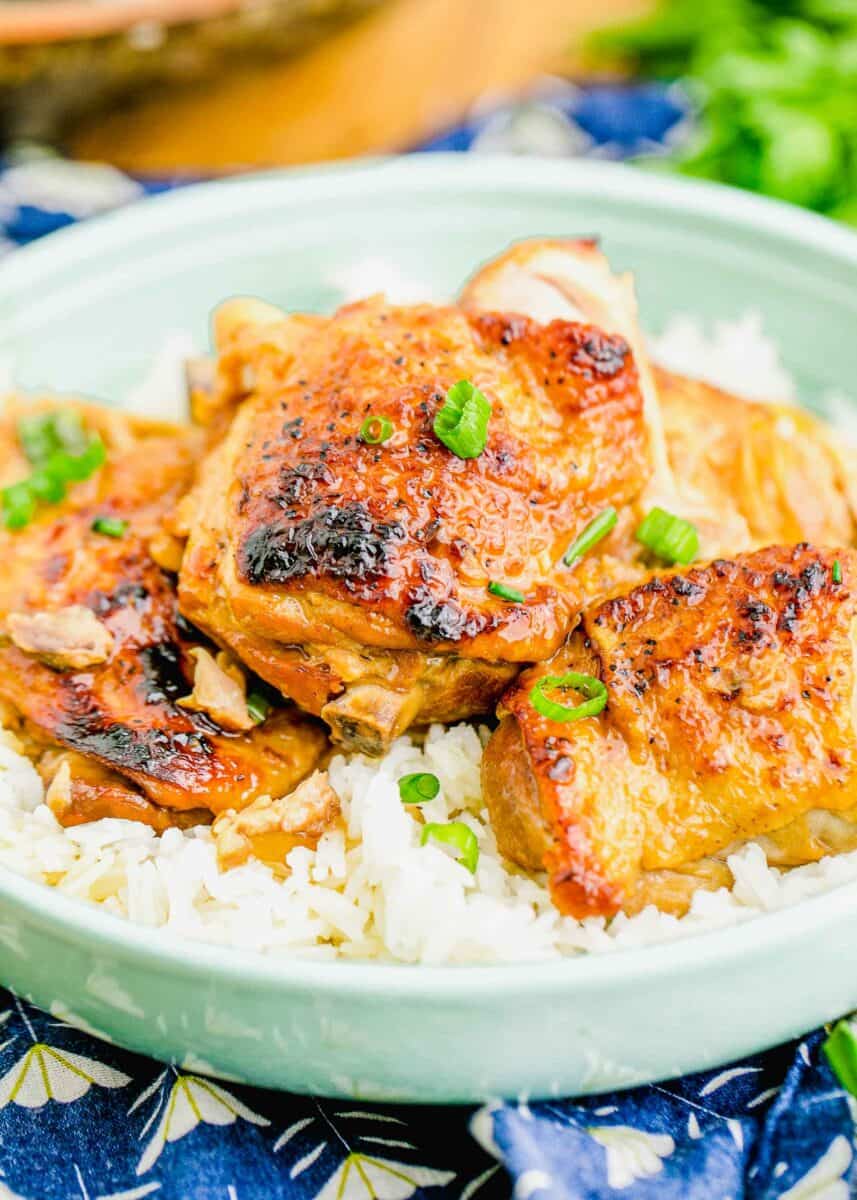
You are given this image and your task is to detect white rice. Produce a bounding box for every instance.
[2,303,857,964]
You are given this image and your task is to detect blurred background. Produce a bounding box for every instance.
[2,0,857,245]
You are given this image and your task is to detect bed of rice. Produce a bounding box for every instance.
[2,295,857,965]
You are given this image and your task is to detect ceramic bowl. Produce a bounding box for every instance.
[2,155,857,1102]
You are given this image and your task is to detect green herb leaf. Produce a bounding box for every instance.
[635,507,699,565]
[434,380,492,459]
[246,691,272,724]
[359,415,394,445]
[487,581,526,604]
[399,772,441,804]
[562,507,618,567]
[530,672,608,723]
[421,821,479,873]
[91,515,128,539]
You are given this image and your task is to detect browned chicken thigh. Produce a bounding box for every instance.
[178,287,655,754]
[0,399,327,830]
[483,544,857,918]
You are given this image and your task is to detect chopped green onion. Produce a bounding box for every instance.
[488,581,525,604]
[833,559,843,584]
[433,379,492,459]
[91,515,128,539]
[246,691,272,725]
[17,414,59,466]
[1,482,35,531]
[421,820,479,873]
[65,436,106,482]
[29,465,67,504]
[635,506,699,565]
[51,410,87,455]
[359,415,394,445]
[563,507,618,567]
[398,772,440,805]
[530,672,608,723]
[823,1020,857,1096]
[17,410,87,465]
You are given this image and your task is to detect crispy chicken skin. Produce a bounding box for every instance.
[657,369,857,552]
[178,291,653,753]
[0,399,327,827]
[483,545,857,918]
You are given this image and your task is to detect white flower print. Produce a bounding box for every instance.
[779,1136,853,1200]
[313,1153,454,1200]
[135,1073,270,1175]
[587,1124,675,1190]
[0,1043,130,1109]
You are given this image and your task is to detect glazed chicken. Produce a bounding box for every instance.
[483,544,857,918]
[0,399,327,831]
[463,239,857,558]
[177,278,657,755]
[176,240,857,759]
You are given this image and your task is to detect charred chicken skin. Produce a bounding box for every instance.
[0,399,327,829]
[178,289,654,755]
[483,544,857,918]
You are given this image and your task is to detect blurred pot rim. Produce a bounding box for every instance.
[0,0,250,45]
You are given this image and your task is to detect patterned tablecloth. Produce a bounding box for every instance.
[1,82,856,1200]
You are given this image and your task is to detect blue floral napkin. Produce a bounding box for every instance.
[1,83,856,1199]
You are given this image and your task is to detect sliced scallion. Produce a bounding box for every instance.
[91,515,128,539]
[433,380,491,459]
[563,507,618,567]
[246,691,272,725]
[1,482,35,531]
[359,415,394,445]
[488,581,525,604]
[833,559,843,585]
[530,672,608,723]
[399,772,440,805]
[635,506,699,566]
[420,820,479,873]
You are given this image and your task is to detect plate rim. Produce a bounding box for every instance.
[4,152,857,997]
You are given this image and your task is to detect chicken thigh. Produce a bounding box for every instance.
[178,287,656,754]
[0,399,327,830]
[483,544,857,918]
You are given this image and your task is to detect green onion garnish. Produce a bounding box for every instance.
[635,506,699,566]
[359,415,394,445]
[91,515,128,539]
[4,417,107,532]
[17,410,87,465]
[488,581,525,604]
[420,821,479,873]
[64,436,106,482]
[833,559,843,585]
[433,380,492,459]
[563,507,618,567]
[398,772,440,805]
[823,1020,857,1096]
[530,672,608,723]
[29,464,67,504]
[246,691,272,725]
[1,482,36,531]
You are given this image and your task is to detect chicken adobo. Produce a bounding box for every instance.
[4,238,857,926]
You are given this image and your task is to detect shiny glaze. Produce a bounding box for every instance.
[178,298,650,745]
[0,400,326,820]
[484,545,857,918]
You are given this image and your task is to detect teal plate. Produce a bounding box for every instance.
[2,156,857,1103]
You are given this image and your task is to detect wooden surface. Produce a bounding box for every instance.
[71,0,648,172]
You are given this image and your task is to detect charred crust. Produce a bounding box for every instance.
[139,642,188,705]
[276,461,335,506]
[404,586,485,643]
[239,501,405,586]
